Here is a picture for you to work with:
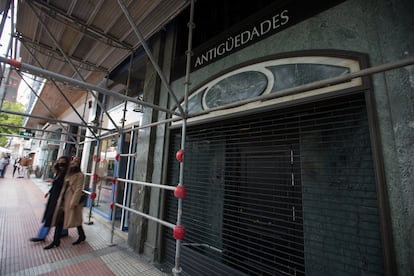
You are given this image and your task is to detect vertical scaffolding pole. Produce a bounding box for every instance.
[173,1,195,275]
[110,52,133,244]
[117,0,185,117]
[0,0,12,107]
[86,142,99,225]
[86,91,105,225]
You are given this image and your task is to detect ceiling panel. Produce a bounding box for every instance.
[14,0,188,128]
[16,0,188,76]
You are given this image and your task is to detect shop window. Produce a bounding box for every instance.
[94,138,117,217]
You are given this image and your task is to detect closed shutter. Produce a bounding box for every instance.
[163,92,384,275]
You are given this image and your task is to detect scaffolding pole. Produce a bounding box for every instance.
[174,1,194,274]
[0,57,181,117]
[0,0,11,82]
[7,54,414,137]
[16,71,78,143]
[96,116,182,141]
[19,42,100,140]
[26,1,121,132]
[110,51,134,244]
[184,56,414,119]
[0,1,11,51]
[84,85,107,226]
[116,0,194,274]
[0,122,96,140]
[116,178,176,191]
[117,0,185,117]
[30,0,132,51]
[0,132,78,144]
[115,202,175,229]
[0,108,114,132]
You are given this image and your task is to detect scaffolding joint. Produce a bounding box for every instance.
[187,22,195,29]
[172,266,182,275]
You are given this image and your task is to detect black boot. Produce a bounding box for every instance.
[44,222,63,250]
[72,225,86,245]
[43,240,60,250]
[30,237,45,242]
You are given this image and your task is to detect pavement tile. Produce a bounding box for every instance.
[0,170,167,276]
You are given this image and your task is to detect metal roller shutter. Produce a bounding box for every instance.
[163,92,384,275]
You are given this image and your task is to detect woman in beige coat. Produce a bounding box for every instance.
[44,159,86,249]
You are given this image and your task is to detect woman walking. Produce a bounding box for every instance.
[44,158,86,249]
[30,156,70,242]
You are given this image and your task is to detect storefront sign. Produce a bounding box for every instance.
[194,10,290,68]
[20,130,34,140]
[190,0,346,70]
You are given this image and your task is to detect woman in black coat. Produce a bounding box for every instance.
[30,156,70,242]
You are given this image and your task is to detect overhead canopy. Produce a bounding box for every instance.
[14,0,188,128]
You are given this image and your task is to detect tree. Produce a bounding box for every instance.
[0,101,25,146]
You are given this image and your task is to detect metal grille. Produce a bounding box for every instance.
[163,93,384,275]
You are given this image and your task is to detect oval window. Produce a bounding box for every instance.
[203,71,267,109]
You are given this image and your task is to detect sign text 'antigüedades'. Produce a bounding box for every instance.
[194,10,289,68]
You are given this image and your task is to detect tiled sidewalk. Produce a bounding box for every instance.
[0,169,167,276]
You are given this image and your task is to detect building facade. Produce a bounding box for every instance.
[127,0,413,275]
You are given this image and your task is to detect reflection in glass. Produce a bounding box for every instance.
[267,64,350,93]
[179,61,354,117]
[187,88,206,114]
[204,71,267,109]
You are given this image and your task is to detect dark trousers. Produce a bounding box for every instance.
[77,225,86,239]
[53,223,85,243]
[53,220,64,243]
[12,166,19,176]
[37,221,68,239]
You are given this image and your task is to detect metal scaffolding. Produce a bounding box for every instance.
[0,1,195,274]
[2,51,414,276]
[1,0,413,275]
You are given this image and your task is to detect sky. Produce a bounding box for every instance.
[1,5,33,107]
[0,8,13,58]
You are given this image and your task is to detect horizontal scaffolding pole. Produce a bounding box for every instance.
[0,132,78,144]
[18,36,110,73]
[82,174,176,196]
[26,1,121,132]
[84,173,176,229]
[118,153,136,157]
[0,122,96,140]
[123,117,182,134]
[31,1,131,50]
[90,116,183,141]
[114,202,176,229]
[91,117,181,139]
[116,177,176,191]
[82,57,414,137]
[15,69,90,141]
[0,57,182,117]
[184,56,414,119]
[15,45,100,140]
[94,131,120,140]
[0,108,115,132]
[95,116,183,140]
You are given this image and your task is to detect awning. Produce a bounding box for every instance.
[14,0,189,128]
